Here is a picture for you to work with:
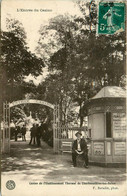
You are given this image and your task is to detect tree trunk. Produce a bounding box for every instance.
[79,103,84,127]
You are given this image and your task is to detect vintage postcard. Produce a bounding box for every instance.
[1,0,127,195]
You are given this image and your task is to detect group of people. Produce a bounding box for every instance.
[11,125,26,141]
[12,121,50,147]
[29,123,43,147]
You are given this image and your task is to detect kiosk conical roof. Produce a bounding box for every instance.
[92,86,126,99]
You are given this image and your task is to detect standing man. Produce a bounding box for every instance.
[36,124,42,147]
[15,126,20,141]
[21,124,26,141]
[29,124,36,145]
[72,131,89,168]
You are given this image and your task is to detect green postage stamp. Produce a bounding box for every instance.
[98,2,125,34]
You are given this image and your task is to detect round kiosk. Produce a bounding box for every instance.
[87,86,126,167]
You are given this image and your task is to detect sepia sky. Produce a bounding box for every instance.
[1,0,83,53]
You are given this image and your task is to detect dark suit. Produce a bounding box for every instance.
[21,127,26,141]
[29,125,37,145]
[72,138,88,167]
[36,125,42,147]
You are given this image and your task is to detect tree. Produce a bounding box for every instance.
[1,18,45,103]
[36,3,126,126]
[36,73,74,124]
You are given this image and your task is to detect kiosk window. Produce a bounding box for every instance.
[106,112,111,138]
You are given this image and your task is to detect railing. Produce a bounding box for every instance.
[58,124,88,139]
[54,123,89,153]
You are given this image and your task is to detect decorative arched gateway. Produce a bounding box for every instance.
[2,99,60,154]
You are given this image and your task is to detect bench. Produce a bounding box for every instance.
[61,141,72,153]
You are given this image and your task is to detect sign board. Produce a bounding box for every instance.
[94,142,104,155]
[112,113,126,138]
[114,142,126,155]
[9,99,54,109]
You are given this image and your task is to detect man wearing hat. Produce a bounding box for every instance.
[72,131,89,168]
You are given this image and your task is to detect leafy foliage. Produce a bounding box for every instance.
[1,3,126,126]
[1,18,44,103]
[36,4,126,125]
